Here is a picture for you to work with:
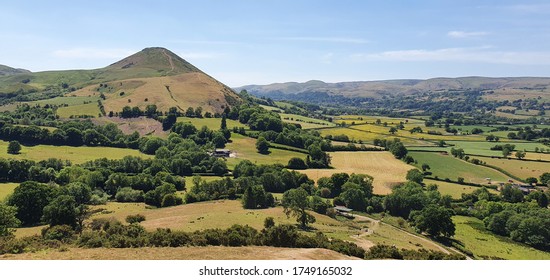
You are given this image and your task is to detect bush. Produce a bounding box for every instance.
[287,157,308,169]
[125,214,146,224]
[161,194,178,207]
[115,187,144,202]
[41,225,75,241]
[264,217,275,229]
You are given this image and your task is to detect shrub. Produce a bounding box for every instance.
[125,214,146,224]
[41,225,75,241]
[115,187,145,202]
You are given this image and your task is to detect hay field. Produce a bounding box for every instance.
[319,127,433,146]
[423,179,498,199]
[471,157,550,179]
[279,113,335,129]
[56,102,101,118]
[298,151,414,195]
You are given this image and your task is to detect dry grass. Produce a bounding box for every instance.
[72,73,238,114]
[0,182,18,201]
[298,151,414,195]
[0,246,358,260]
[93,116,167,137]
[472,157,550,180]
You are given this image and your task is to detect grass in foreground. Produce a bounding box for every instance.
[452,216,550,260]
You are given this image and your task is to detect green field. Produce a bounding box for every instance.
[279,113,335,129]
[56,102,101,118]
[423,179,497,199]
[225,133,307,169]
[28,96,100,106]
[176,116,242,130]
[409,151,511,184]
[352,123,487,142]
[453,216,550,260]
[411,141,548,157]
[259,104,283,112]
[0,182,18,202]
[0,140,152,164]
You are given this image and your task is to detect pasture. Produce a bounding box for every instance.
[56,102,101,118]
[279,113,335,129]
[409,152,511,184]
[470,157,550,180]
[453,216,550,260]
[411,141,549,157]
[91,200,356,240]
[298,151,414,195]
[28,96,99,106]
[224,133,306,169]
[176,116,242,130]
[423,179,498,199]
[319,127,433,146]
[0,140,152,164]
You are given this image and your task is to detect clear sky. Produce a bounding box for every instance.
[1,0,550,86]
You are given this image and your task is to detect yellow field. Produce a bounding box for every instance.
[0,246,356,260]
[0,182,18,201]
[521,152,550,161]
[298,151,414,195]
[279,113,335,129]
[333,115,425,126]
[352,123,487,142]
[472,157,550,179]
[0,140,152,164]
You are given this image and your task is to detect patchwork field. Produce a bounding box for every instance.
[0,140,152,164]
[453,216,550,260]
[470,157,550,180]
[409,152,511,184]
[0,246,357,260]
[411,141,549,157]
[298,151,414,195]
[225,133,306,169]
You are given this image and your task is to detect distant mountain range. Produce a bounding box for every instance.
[0,47,240,113]
[236,77,550,100]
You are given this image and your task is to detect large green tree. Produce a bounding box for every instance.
[0,203,21,237]
[256,136,269,154]
[42,195,78,228]
[409,204,455,237]
[7,140,21,154]
[282,188,315,228]
[7,181,55,226]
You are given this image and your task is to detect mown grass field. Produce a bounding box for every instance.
[359,219,444,251]
[453,216,550,260]
[352,123,487,142]
[0,182,18,201]
[423,179,498,199]
[56,102,101,118]
[409,152,511,184]
[176,116,242,130]
[298,151,414,195]
[224,133,306,169]
[470,157,550,180]
[0,140,152,164]
[333,115,425,126]
[279,113,335,129]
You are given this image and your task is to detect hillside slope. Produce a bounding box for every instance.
[0,47,241,114]
[0,64,30,76]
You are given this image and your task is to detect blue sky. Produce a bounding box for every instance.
[1,0,550,86]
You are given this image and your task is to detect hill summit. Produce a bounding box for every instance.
[0,64,30,76]
[107,47,201,75]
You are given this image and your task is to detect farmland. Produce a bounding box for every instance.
[224,133,306,169]
[0,182,18,201]
[176,116,242,130]
[279,113,335,129]
[423,179,498,199]
[319,127,432,146]
[0,140,152,164]
[409,151,511,184]
[56,102,101,118]
[470,156,550,180]
[298,151,414,195]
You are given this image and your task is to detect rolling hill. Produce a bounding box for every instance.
[0,47,241,114]
[0,64,30,76]
[237,77,550,100]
